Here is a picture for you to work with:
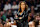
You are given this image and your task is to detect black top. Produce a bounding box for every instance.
[17,10,28,23]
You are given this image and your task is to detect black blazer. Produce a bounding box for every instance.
[17,10,28,22]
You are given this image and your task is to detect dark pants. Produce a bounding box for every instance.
[17,21,28,27]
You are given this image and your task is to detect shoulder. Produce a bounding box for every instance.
[28,21,33,25]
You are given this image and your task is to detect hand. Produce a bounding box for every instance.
[19,17,22,19]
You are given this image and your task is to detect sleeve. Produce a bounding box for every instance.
[22,11,28,22]
[17,12,19,17]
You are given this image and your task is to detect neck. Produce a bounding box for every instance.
[21,8,24,12]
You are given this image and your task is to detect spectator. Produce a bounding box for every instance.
[4,1,11,11]
[12,1,19,10]
[28,13,40,27]
[28,13,34,22]
[0,11,6,21]
[28,21,35,27]
[8,0,11,3]
[6,10,14,22]
[16,0,19,5]
[30,0,35,6]
[0,0,4,11]
[0,11,6,25]
[30,6,34,16]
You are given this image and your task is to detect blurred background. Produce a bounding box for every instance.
[0,0,40,27]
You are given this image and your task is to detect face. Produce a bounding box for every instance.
[13,1,16,5]
[36,16,40,20]
[31,6,34,10]
[21,2,25,9]
[1,11,3,16]
[8,10,11,13]
[6,2,8,4]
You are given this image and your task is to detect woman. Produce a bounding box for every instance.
[16,1,28,27]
